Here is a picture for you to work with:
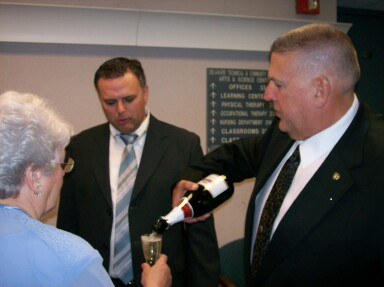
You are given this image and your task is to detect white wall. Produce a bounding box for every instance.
[0,0,342,247]
[0,0,337,21]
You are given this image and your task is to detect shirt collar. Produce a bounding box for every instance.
[110,108,150,144]
[299,94,359,168]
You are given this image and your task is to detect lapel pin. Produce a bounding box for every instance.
[332,172,340,181]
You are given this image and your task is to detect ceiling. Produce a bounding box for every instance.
[337,0,384,11]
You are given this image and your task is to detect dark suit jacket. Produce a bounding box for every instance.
[180,103,384,286]
[57,115,220,287]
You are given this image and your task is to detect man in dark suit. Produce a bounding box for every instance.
[57,57,219,287]
[173,23,384,286]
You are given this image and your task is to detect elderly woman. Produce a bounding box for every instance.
[0,91,114,286]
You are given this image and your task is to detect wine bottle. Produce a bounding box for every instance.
[152,174,234,234]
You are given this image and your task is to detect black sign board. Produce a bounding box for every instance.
[207,68,275,152]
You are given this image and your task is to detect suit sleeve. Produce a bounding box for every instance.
[179,118,283,185]
[180,135,262,184]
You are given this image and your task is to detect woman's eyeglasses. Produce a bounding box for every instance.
[51,157,74,173]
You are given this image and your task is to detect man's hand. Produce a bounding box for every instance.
[172,180,211,223]
[141,254,172,287]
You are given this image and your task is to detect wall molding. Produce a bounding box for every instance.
[0,3,351,51]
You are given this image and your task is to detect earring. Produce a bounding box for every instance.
[34,181,42,197]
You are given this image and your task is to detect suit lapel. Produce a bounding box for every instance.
[259,149,355,278]
[257,103,369,280]
[131,116,168,201]
[88,124,113,207]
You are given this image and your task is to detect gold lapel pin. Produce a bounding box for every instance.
[332,172,340,181]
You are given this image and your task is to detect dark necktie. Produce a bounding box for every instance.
[251,145,301,281]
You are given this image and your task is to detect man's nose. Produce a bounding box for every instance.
[116,100,126,112]
[263,83,275,101]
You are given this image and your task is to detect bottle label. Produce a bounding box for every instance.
[180,201,194,218]
[198,174,229,198]
[163,200,194,224]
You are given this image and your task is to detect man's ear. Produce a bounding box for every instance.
[313,75,331,108]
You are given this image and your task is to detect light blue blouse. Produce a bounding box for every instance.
[0,205,114,287]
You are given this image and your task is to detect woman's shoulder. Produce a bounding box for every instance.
[35,221,99,266]
[0,210,107,286]
[3,211,100,267]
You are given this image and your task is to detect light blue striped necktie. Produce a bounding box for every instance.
[113,133,138,284]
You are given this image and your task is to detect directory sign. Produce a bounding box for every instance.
[207,68,274,152]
